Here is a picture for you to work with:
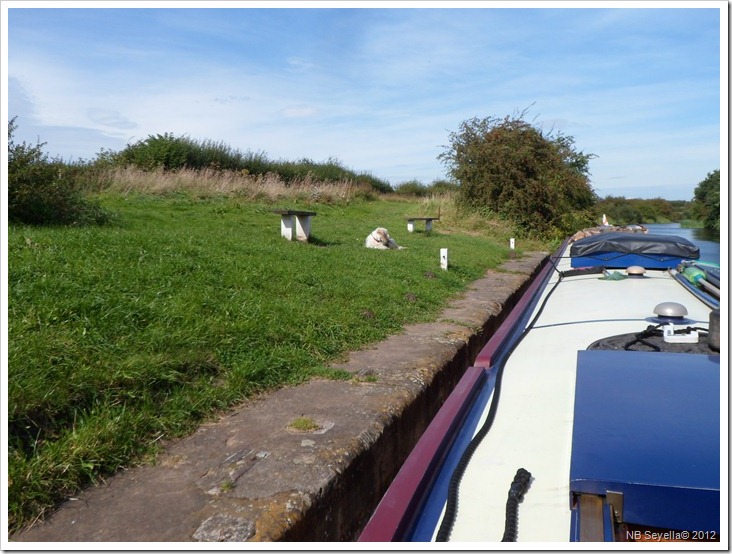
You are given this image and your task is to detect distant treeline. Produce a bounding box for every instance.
[594,170,719,231]
[594,196,695,226]
[8,120,720,233]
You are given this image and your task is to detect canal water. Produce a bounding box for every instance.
[644,223,721,265]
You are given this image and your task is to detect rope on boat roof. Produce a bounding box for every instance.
[435,255,565,542]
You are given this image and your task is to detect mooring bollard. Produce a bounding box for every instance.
[440,248,448,270]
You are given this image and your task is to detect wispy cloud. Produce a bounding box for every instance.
[5,3,723,199]
[286,57,318,73]
[280,105,319,118]
[86,109,137,131]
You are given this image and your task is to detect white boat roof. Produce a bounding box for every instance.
[438,249,714,543]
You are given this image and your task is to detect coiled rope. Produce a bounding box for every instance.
[501,468,533,542]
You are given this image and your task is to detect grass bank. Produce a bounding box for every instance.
[8,191,536,532]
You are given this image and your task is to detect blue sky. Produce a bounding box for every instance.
[4,2,726,201]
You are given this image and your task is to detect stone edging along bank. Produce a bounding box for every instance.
[12,251,549,543]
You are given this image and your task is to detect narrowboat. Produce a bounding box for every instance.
[359,229,723,544]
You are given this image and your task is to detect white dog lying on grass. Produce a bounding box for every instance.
[365,227,404,250]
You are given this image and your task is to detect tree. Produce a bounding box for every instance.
[692,170,720,231]
[438,113,597,236]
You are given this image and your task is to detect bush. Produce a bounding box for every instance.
[438,112,597,237]
[394,180,429,196]
[352,171,392,194]
[8,118,113,226]
[116,133,253,172]
[393,180,459,197]
[428,179,459,195]
[269,157,392,193]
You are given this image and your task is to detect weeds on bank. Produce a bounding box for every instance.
[89,166,378,204]
[288,417,322,432]
[8,193,513,532]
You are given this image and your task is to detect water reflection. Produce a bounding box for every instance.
[690,227,720,244]
[644,223,720,264]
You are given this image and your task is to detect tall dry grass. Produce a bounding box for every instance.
[414,192,548,250]
[94,166,376,203]
[417,193,507,235]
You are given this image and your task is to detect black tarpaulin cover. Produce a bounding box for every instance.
[570,232,700,259]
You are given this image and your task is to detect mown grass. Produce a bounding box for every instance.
[8,191,528,532]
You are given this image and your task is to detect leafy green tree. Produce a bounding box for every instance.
[438,113,597,236]
[8,118,111,225]
[692,170,720,231]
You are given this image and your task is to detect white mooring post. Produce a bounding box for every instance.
[510,238,515,250]
[440,248,448,270]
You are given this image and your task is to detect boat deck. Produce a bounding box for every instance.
[429,253,714,542]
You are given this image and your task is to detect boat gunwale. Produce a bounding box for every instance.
[358,241,566,542]
[474,239,568,369]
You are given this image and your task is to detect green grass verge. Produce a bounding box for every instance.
[8,193,513,532]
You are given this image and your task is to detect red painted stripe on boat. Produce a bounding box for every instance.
[358,366,487,542]
[474,242,564,369]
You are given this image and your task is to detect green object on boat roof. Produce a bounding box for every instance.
[682,266,706,285]
[599,270,627,281]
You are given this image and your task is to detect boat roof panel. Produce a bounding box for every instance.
[570,350,720,532]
